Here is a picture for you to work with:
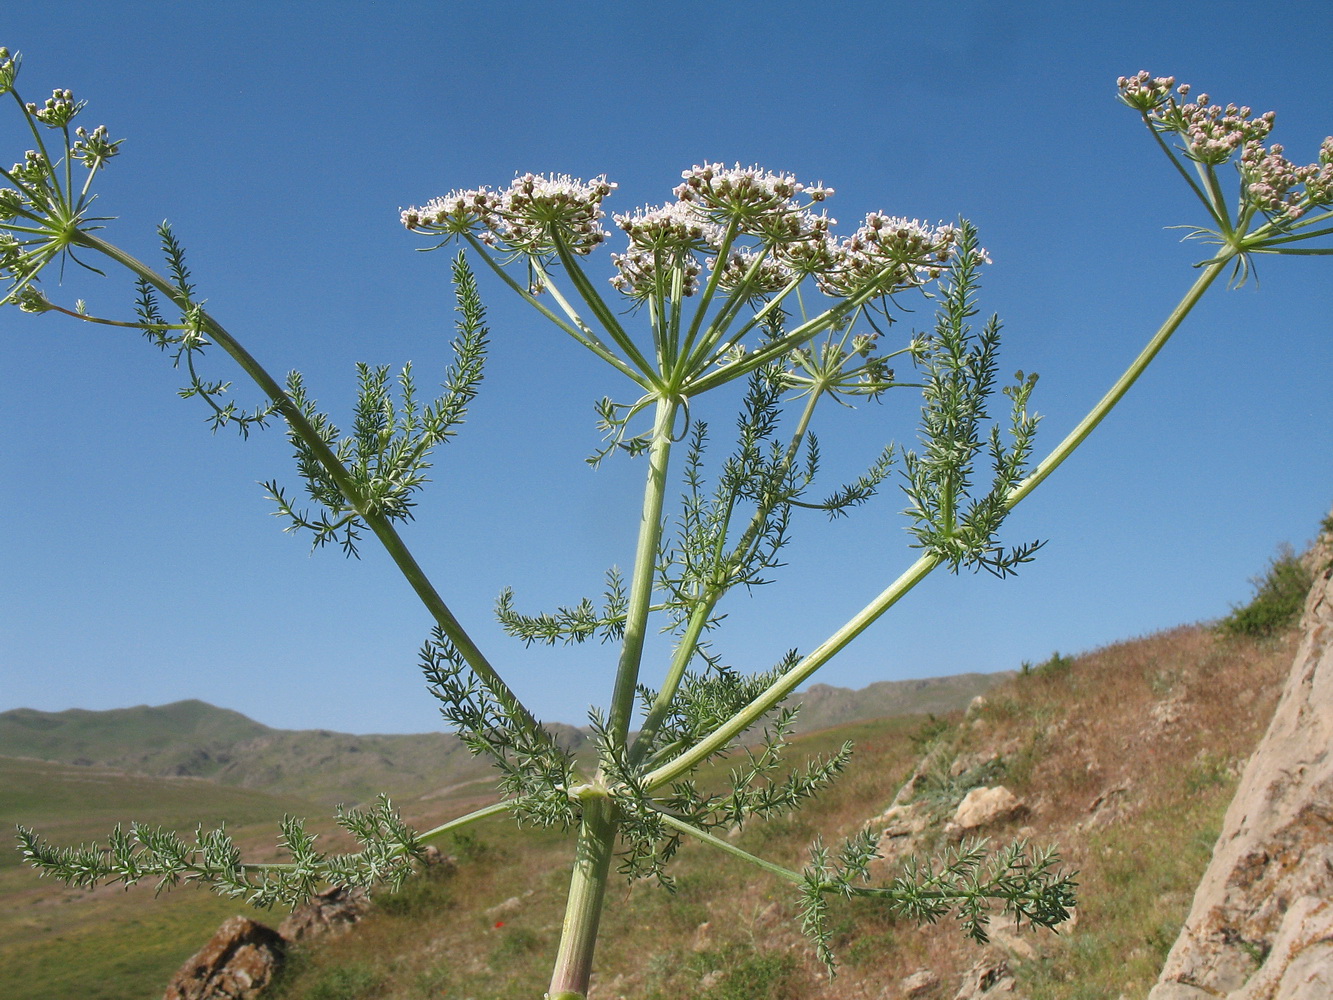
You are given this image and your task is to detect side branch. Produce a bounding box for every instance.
[70,230,539,734]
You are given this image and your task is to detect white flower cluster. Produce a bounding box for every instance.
[708,247,794,297]
[0,48,18,97]
[400,186,500,236]
[1117,71,1333,221]
[1120,72,1277,165]
[400,173,616,256]
[1116,71,1178,112]
[1170,96,1276,166]
[26,88,82,128]
[675,162,830,229]
[615,201,721,252]
[817,215,960,296]
[405,162,963,305]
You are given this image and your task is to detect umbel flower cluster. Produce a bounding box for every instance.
[402,162,959,305]
[1117,71,1333,221]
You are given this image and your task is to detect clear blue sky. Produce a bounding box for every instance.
[2,2,1330,734]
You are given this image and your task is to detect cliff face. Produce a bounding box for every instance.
[1150,524,1333,1000]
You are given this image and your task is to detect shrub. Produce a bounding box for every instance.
[1216,544,1313,638]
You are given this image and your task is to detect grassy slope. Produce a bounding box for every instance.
[0,700,270,774]
[0,626,1294,999]
[0,756,329,1000]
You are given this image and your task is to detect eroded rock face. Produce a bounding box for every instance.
[163,915,284,1000]
[1149,529,1333,1000]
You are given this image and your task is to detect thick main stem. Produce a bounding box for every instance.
[546,794,617,1000]
[603,395,679,750]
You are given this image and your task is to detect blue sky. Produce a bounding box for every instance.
[2,1,1330,734]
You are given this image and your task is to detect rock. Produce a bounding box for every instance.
[953,953,1019,999]
[877,802,933,837]
[1149,521,1333,999]
[420,845,457,871]
[953,786,1026,832]
[1086,782,1132,830]
[871,801,933,873]
[901,967,941,997]
[485,895,524,917]
[1233,896,1333,1000]
[163,915,284,1000]
[1150,694,1186,731]
[987,922,1037,963]
[951,751,1001,779]
[278,885,371,943]
[691,920,712,951]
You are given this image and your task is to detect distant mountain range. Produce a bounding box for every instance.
[0,672,1009,807]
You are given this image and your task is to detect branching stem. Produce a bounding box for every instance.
[644,253,1232,791]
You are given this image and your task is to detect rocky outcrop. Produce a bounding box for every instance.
[1149,527,1333,999]
[163,916,284,1000]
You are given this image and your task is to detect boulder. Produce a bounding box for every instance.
[278,885,371,943]
[952,786,1025,832]
[163,915,284,1000]
[901,967,941,997]
[1149,523,1333,999]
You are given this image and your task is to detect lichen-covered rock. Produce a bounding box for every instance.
[163,915,284,1000]
[278,885,371,943]
[1149,522,1333,1000]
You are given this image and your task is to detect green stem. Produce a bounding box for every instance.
[552,233,658,382]
[547,794,617,1000]
[630,382,823,767]
[43,301,184,329]
[417,800,512,845]
[1004,257,1227,509]
[685,270,900,396]
[677,217,739,365]
[463,235,650,390]
[651,809,803,883]
[681,257,797,380]
[71,231,541,736]
[643,550,940,790]
[627,588,719,767]
[603,395,680,750]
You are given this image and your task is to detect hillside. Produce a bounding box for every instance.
[0,673,1008,808]
[0,621,1300,1000]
